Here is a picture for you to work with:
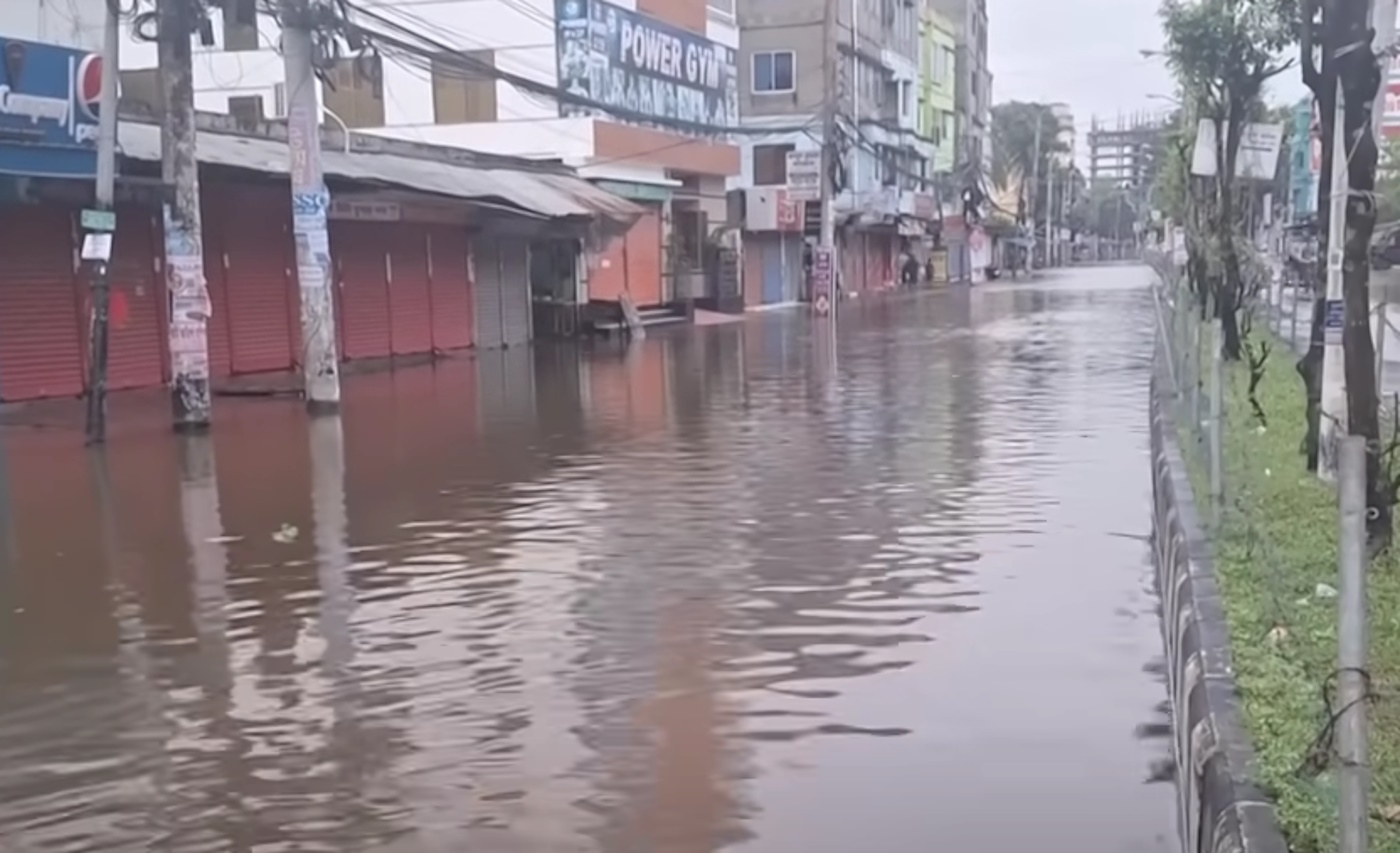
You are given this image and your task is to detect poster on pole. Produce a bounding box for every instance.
[1191,119,1284,180]
[810,245,834,315]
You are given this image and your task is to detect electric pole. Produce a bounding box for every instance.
[1030,118,1042,269]
[815,0,840,324]
[83,0,121,444]
[1045,162,1056,266]
[156,0,214,431]
[281,0,341,413]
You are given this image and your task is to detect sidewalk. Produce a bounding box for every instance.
[1265,285,1400,398]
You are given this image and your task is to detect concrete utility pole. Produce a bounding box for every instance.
[281,0,341,412]
[1320,79,1349,480]
[1030,118,1042,269]
[1045,162,1056,266]
[157,0,213,431]
[816,0,841,325]
[83,0,121,444]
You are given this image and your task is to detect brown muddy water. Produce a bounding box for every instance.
[0,266,1175,852]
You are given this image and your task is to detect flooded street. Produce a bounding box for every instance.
[0,265,1174,852]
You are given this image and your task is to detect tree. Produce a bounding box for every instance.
[1297,0,1389,550]
[990,102,1068,227]
[1159,0,1296,359]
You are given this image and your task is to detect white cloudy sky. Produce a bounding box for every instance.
[988,0,1308,166]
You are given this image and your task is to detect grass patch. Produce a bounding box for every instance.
[1179,334,1400,852]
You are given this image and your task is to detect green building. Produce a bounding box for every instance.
[919,8,958,175]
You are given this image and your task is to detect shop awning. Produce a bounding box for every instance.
[115,121,641,230]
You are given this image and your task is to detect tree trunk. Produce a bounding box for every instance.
[1336,2,1389,551]
[1217,103,1248,360]
[1301,36,1335,473]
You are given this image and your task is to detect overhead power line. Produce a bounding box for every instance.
[327,0,819,138]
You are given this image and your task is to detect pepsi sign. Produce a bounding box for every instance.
[0,37,103,179]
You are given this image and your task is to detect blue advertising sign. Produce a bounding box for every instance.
[0,37,102,178]
[555,0,738,130]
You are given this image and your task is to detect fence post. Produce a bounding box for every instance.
[1290,286,1302,352]
[1190,313,1203,440]
[1208,318,1224,524]
[1336,434,1370,853]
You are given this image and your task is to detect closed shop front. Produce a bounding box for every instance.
[102,206,166,391]
[588,204,663,307]
[388,225,433,356]
[427,226,473,351]
[332,220,392,361]
[473,236,532,349]
[216,185,297,375]
[0,205,84,401]
[762,233,803,304]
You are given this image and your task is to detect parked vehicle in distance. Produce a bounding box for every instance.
[1371,224,1400,270]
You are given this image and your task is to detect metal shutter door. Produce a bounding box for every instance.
[198,193,234,379]
[0,207,84,401]
[624,207,663,307]
[427,226,473,350]
[102,206,165,390]
[222,186,296,374]
[499,238,532,348]
[388,224,433,356]
[473,238,504,350]
[332,221,391,361]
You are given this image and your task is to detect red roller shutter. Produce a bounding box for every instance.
[0,206,84,401]
[221,186,295,374]
[332,221,391,361]
[198,194,234,379]
[101,206,165,391]
[625,207,663,307]
[427,226,473,350]
[388,224,433,356]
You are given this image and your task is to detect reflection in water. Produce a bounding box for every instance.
[0,268,1173,852]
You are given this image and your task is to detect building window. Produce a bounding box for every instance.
[119,68,162,114]
[222,0,258,51]
[228,95,264,128]
[752,51,795,94]
[323,56,385,129]
[432,50,498,123]
[753,143,794,185]
[707,0,735,20]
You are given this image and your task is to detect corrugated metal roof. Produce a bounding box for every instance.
[116,121,640,225]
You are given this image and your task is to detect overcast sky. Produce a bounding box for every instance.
[988,0,1308,165]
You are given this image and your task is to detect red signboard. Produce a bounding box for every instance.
[775,190,801,232]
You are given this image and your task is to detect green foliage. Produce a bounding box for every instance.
[989,101,1067,214]
[1376,138,1400,226]
[1159,0,1297,113]
[1183,342,1400,852]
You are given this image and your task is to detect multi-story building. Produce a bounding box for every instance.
[733,0,935,305]
[919,9,957,176]
[112,0,742,317]
[930,0,989,174]
[1288,98,1320,222]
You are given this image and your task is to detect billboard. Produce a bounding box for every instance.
[555,0,739,130]
[0,37,102,178]
[1190,119,1283,180]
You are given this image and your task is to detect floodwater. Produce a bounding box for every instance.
[0,265,1175,852]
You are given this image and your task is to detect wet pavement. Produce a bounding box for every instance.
[0,265,1175,853]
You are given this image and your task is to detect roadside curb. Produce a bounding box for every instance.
[1149,367,1290,853]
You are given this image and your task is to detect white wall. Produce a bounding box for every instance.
[362,116,596,161]
[3,0,106,49]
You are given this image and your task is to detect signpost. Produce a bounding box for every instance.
[785,150,822,201]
